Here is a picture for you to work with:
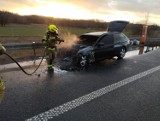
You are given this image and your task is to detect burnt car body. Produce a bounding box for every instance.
[74,21,130,68]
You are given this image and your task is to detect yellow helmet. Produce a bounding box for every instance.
[48,24,58,34]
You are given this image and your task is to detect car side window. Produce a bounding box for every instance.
[79,35,99,46]
[100,35,114,45]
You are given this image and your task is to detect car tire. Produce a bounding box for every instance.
[77,54,89,69]
[117,47,126,59]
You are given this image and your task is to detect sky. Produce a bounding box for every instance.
[1,0,160,25]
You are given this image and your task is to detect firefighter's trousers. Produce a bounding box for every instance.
[46,48,56,69]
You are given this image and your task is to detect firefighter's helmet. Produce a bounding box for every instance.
[48,24,58,35]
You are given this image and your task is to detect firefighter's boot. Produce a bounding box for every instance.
[48,65,54,72]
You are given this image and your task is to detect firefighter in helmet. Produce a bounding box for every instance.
[42,24,64,71]
[0,43,6,90]
[0,43,6,56]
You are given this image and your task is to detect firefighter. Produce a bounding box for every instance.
[0,43,6,55]
[42,24,64,71]
[0,43,6,90]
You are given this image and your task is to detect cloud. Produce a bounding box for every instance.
[112,0,160,14]
[49,0,160,21]
[0,0,42,10]
[1,0,160,14]
[109,0,160,24]
[68,0,160,24]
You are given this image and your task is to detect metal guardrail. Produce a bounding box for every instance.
[2,38,160,57]
[130,37,160,52]
[130,37,160,46]
[2,42,44,63]
[2,37,160,50]
[146,38,160,47]
[3,42,43,50]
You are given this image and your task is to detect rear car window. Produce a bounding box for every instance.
[114,33,129,43]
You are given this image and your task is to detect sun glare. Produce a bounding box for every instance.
[12,1,158,24]
[14,2,93,20]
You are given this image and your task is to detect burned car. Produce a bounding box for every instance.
[74,21,130,68]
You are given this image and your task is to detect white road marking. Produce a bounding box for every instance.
[43,67,67,74]
[26,65,160,121]
[54,67,67,74]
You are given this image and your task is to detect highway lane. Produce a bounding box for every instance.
[0,49,160,121]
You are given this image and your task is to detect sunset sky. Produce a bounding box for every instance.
[1,0,160,25]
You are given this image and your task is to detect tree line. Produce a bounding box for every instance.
[0,10,107,29]
[0,10,160,37]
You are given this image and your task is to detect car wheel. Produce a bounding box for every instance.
[117,47,126,59]
[77,54,89,69]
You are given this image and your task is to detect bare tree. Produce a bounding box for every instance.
[0,11,10,26]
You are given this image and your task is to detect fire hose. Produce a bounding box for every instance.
[1,40,64,76]
[3,49,46,76]
[0,49,46,91]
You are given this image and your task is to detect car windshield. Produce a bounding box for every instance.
[78,35,99,46]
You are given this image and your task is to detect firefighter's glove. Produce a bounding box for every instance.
[58,39,64,44]
[0,44,6,55]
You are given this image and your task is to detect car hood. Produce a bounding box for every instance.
[77,46,93,55]
[107,20,129,32]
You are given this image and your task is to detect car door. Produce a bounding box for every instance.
[94,34,114,60]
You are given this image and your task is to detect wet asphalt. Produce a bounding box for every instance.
[1,48,160,121]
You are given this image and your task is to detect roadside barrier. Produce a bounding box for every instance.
[3,42,43,62]
[145,38,160,52]
[2,42,45,75]
[3,49,46,75]
[3,42,43,50]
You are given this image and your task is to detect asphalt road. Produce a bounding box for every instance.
[1,49,160,121]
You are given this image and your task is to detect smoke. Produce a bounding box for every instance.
[56,32,80,58]
[59,32,80,48]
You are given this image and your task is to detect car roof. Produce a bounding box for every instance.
[81,31,108,37]
[80,31,121,37]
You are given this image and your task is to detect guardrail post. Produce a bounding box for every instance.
[145,39,150,53]
[32,42,36,64]
[139,43,144,55]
